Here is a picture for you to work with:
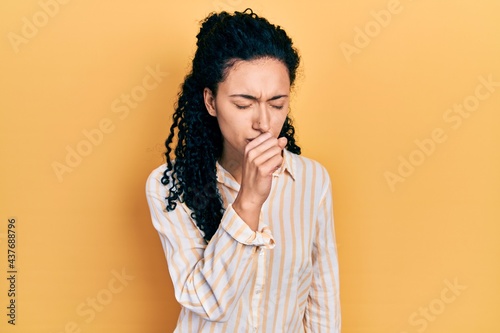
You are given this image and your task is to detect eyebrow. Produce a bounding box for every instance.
[229,94,289,102]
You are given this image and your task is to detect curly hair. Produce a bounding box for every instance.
[161,8,301,243]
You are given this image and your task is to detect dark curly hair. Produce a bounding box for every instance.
[161,8,301,243]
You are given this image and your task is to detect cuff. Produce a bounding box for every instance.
[221,204,275,249]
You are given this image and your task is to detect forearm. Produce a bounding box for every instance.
[155,202,274,322]
[173,230,258,322]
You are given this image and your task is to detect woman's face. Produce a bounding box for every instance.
[204,57,291,163]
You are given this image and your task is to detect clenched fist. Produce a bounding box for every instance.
[232,132,287,230]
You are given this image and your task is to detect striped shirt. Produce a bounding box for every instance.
[146,149,341,332]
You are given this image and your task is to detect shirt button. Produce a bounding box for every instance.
[259,250,264,256]
[255,290,262,294]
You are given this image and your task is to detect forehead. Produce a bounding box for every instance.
[219,58,290,95]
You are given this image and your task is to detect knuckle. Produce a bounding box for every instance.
[246,148,257,160]
[258,168,269,177]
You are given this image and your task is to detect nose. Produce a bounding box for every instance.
[253,104,270,133]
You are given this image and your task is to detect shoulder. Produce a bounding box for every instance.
[145,163,168,194]
[285,150,332,184]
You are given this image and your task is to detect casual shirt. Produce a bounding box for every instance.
[146,149,341,332]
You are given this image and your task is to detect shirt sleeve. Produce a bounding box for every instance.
[303,170,341,332]
[145,166,275,322]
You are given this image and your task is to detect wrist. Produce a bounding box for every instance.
[232,196,262,231]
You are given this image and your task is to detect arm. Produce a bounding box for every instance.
[303,171,341,332]
[145,169,274,322]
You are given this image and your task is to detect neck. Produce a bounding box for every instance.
[219,153,243,184]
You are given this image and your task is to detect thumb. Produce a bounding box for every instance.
[278,137,288,149]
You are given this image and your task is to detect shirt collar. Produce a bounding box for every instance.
[216,149,296,188]
[276,149,296,180]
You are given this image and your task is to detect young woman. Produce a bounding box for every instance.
[146,9,340,332]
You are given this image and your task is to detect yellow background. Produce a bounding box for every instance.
[1,0,499,332]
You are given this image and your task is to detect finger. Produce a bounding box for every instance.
[246,136,281,162]
[278,137,287,149]
[251,145,284,171]
[251,136,286,163]
[245,132,273,151]
[259,153,284,174]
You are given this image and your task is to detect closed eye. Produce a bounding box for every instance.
[271,105,284,110]
[235,104,251,110]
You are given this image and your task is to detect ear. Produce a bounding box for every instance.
[203,88,217,117]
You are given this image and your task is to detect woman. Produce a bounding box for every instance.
[146,9,340,332]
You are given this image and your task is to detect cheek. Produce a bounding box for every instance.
[218,113,250,130]
[215,109,248,138]
[272,112,288,129]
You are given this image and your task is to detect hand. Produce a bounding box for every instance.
[232,132,287,230]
